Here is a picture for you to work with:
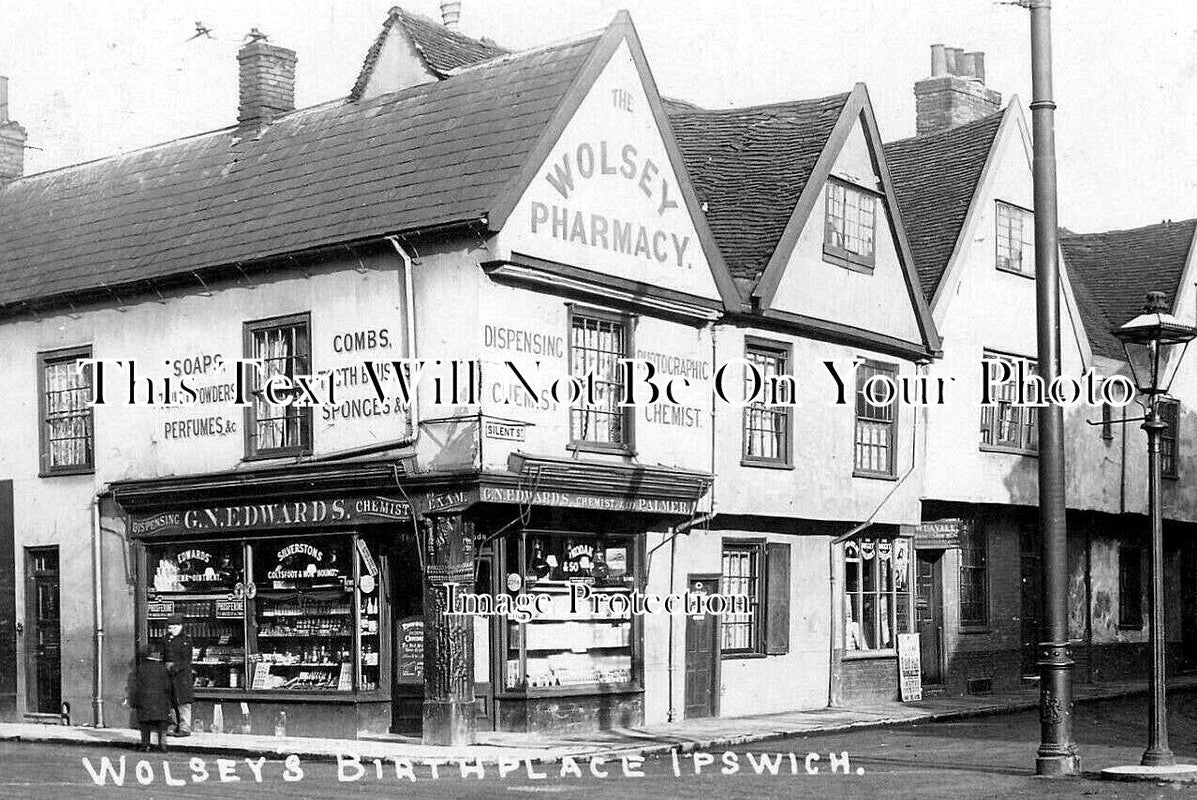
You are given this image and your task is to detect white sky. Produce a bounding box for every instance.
[2,0,1194,234]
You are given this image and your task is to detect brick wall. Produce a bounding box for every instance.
[839,657,899,704]
[914,76,1001,136]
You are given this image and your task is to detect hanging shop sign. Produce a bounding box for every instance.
[906,518,967,550]
[129,494,413,538]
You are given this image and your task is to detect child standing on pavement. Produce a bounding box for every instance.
[131,645,172,753]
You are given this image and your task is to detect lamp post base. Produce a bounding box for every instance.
[1035,749,1080,777]
[1142,747,1176,768]
[1103,764,1197,783]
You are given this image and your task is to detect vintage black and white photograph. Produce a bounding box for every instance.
[0,1,1195,797]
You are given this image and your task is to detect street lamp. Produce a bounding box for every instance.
[1113,290,1197,768]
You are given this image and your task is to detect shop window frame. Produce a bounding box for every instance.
[138,531,389,700]
[719,539,765,658]
[853,359,899,479]
[1160,399,1180,480]
[741,338,793,468]
[823,177,879,273]
[495,529,644,696]
[842,534,913,657]
[958,519,990,632]
[37,344,95,477]
[980,349,1039,456]
[243,312,314,461]
[995,200,1035,278]
[565,304,636,455]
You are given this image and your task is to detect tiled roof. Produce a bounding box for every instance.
[884,111,1005,300]
[351,7,510,99]
[666,93,851,282]
[1065,261,1122,360]
[0,34,600,309]
[1062,219,1197,358]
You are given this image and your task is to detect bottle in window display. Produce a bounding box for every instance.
[529,539,553,582]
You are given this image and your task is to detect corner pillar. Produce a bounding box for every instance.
[421,512,476,745]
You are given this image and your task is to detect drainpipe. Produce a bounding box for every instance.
[385,236,420,436]
[92,496,105,728]
[666,527,678,722]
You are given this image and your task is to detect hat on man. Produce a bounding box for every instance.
[167,612,185,625]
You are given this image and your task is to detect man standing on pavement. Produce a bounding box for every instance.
[162,612,194,737]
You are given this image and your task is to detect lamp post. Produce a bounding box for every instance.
[1113,290,1197,768]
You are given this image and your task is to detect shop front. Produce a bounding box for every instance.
[110,460,417,740]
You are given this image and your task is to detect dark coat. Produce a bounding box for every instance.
[132,660,172,723]
[162,633,195,705]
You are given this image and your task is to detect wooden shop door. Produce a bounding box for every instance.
[684,575,720,719]
[26,547,60,715]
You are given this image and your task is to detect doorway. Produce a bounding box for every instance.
[1019,522,1043,678]
[25,547,60,716]
[1181,542,1197,671]
[684,574,720,719]
[915,550,944,685]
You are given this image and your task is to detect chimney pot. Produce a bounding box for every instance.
[966,51,986,84]
[930,44,947,77]
[237,31,297,135]
[914,44,1001,135]
[440,1,462,30]
[0,75,28,185]
[945,47,963,75]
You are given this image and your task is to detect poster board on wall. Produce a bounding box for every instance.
[897,632,923,702]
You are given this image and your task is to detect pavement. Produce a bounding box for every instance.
[2,675,1196,765]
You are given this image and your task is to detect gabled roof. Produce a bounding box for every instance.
[1062,219,1197,358]
[351,6,509,99]
[884,110,1005,300]
[0,33,600,310]
[666,93,851,283]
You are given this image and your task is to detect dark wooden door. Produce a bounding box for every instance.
[684,575,719,719]
[915,551,944,685]
[1181,543,1197,671]
[1019,523,1043,677]
[27,548,60,715]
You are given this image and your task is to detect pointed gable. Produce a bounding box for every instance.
[492,17,736,305]
[667,94,849,285]
[885,110,1004,300]
[351,6,510,100]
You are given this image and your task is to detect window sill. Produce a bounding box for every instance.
[842,649,897,661]
[721,651,768,661]
[822,247,875,274]
[567,441,636,457]
[959,627,992,636]
[741,458,794,470]
[979,445,1039,458]
[996,263,1035,279]
[1117,623,1144,632]
[853,470,897,481]
[243,448,313,463]
[39,466,95,478]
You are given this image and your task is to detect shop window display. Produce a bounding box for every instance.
[144,534,385,695]
[146,542,246,690]
[503,531,636,691]
[843,536,912,652]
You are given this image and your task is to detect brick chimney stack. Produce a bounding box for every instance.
[237,29,296,136]
[440,1,462,30]
[914,44,1001,136]
[0,76,28,186]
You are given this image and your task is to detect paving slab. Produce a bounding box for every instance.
[2,675,1194,764]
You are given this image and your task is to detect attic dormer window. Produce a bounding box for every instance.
[996,201,1035,277]
[823,178,877,273]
